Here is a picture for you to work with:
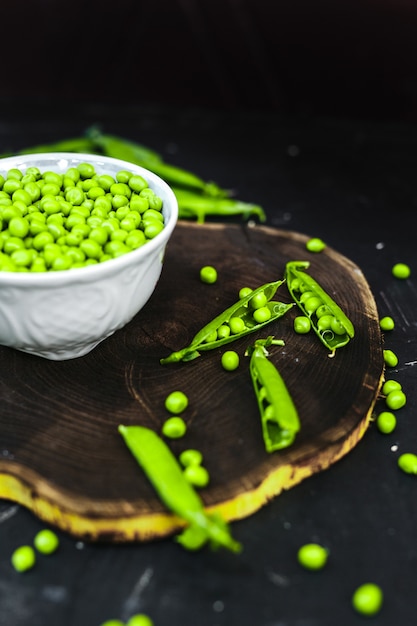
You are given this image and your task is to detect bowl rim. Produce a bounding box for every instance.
[0,152,179,285]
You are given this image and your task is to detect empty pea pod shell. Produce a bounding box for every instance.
[160,279,294,364]
[248,339,300,452]
[285,260,355,353]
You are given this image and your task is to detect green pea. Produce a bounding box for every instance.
[199,265,217,284]
[386,389,406,410]
[376,411,397,434]
[221,350,240,371]
[330,317,346,335]
[110,182,131,198]
[397,452,417,474]
[30,257,47,272]
[252,306,272,323]
[126,614,154,626]
[229,317,246,334]
[4,236,25,254]
[184,464,210,488]
[297,543,328,570]
[104,240,130,257]
[179,449,203,467]
[162,416,187,439]
[294,316,311,334]
[11,545,36,572]
[143,220,164,239]
[87,185,106,200]
[250,291,268,310]
[33,529,59,554]
[315,304,331,318]
[7,168,23,181]
[11,248,35,267]
[164,390,189,414]
[128,175,148,193]
[217,324,231,339]
[126,230,146,249]
[89,227,108,246]
[380,316,395,331]
[306,237,326,253]
[382,380,401,395]
[65,187,85,206]
[130,194,149,213]
[239,286,253,299]
[80,238,102,259]
[143,208,164,223]
[52,255,72,271]
[317,314,334,331]
[383,349,398,368]
[77,162,96,179]
[3,179,22,194]
[96,174,115,191]
[392,263,411,279]
[303,296,322,314]
[352,583,383,616]
[8,216,29,238]
[12,188,32,206]
[42,171,63,186]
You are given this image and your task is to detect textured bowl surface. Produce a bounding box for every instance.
[0,153,178,360]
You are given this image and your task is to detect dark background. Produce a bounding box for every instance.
[1,0,417,122]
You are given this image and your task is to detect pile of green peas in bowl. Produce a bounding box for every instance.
[0,159,166,272]
[0,153,178,360]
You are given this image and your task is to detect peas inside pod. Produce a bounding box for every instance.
[0,162,164,272]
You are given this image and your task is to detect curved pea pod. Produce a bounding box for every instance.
[173,187,266,223]
[285,260,355,354]
[118,425,242,553]
[248,339,300,452]
[160,279,294,364]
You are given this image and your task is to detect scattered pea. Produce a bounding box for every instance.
[33,529,59,554]
[162,416,187,439]
[397,452,417,474]
[297,543,328,571]
[383,349,398,368]
[392,263,411,279]
[306,237,326,253]
[382,380,402,395]
[179,449,203,467]
[352,583,383,616]
[11,545,36,572]
[221,350,240,371]
[379,316,395,331]
[199,265,217,284]
[376,411,397,434]
[293,315,311,334]
[164,390,189,414]
[386,389,406,410]
[183,464,210,488]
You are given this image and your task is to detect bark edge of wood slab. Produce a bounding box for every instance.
[0,222,384,543]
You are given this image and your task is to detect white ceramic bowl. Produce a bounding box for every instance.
[0,152,178,360]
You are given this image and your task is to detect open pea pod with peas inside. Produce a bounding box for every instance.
[247,337,301,452]
[160,279,294,364]
[285,260,355,354]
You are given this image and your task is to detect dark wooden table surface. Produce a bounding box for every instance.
[1,99,416,626]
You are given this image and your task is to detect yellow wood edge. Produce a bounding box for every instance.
[0,399,374,544]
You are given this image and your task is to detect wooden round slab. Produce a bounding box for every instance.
[0,222,384,542]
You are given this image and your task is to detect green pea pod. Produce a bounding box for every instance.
[0,137,97,157]
[86,127,163,165]
[118,425,242,553]
[88,128,225,197]
[247,337,300,452]
[160,279,294,364]
[285,260,355,354]
[173,187,266,223]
